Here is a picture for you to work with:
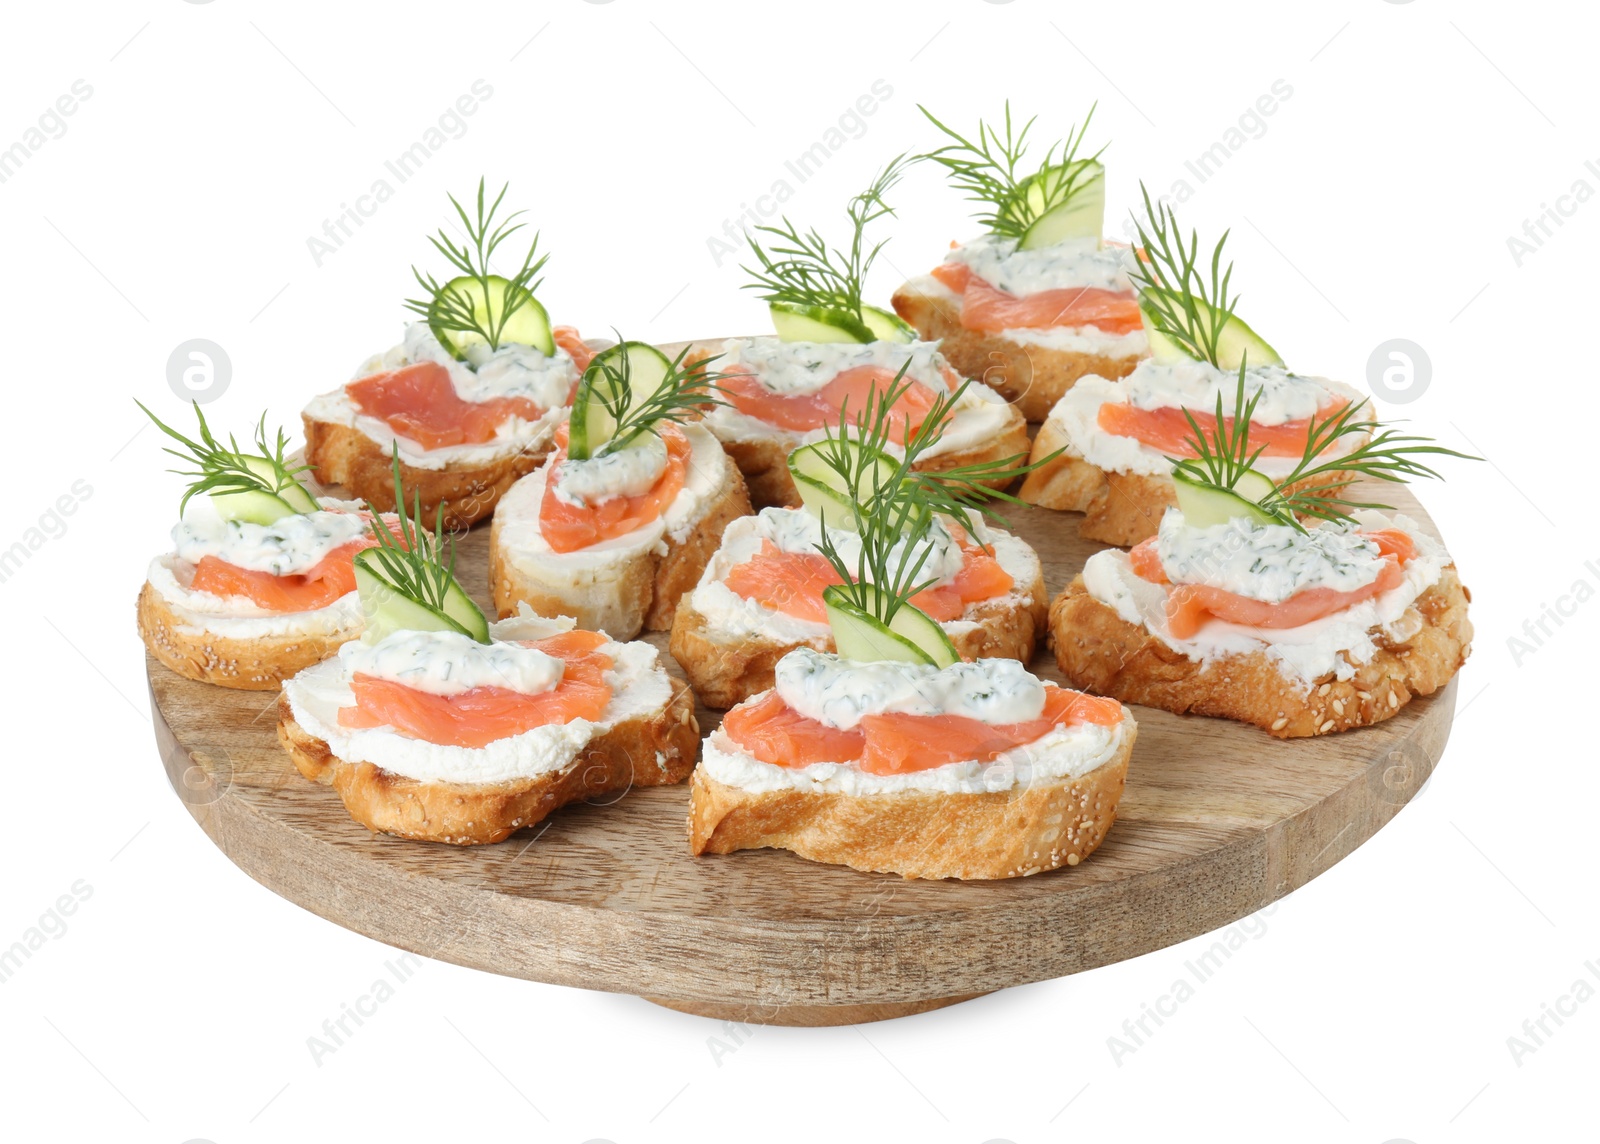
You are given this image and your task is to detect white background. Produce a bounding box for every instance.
[1,1,1593,1141]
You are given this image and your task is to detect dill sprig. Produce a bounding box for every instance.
[919,101,1104,238]
[741,156,911,323]
[403,178,548,357]
[358,449,487,640]
[137,400,313,517]
[806,368,1049,625]
[1170,367,1479,531]
[571,343,729,460]
[1128,185,1246,367]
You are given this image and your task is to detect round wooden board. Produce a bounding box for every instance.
[146,400,1457,1026]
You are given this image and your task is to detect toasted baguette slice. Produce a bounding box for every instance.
[688,729,1134,880]
[1048,568,1473,738]
[668,516,1048,709]
[489,425,752,639]
[137,579,360,691]
[892,282,1143,422]
[302,415,556,530]
[279,680,699,846]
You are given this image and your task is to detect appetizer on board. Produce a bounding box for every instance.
[1019,192,1367,547]
[1050,372,1476,737]
[671,375,1046,709]
[688,414,1135,880]
[303,180,594,529]
[893,103,1146,422]
[694,159,1029,508]
[279,459,699,845]
[136,404,394,690]
[489,341,752,639]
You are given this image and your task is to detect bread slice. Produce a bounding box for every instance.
[302,416,554,531]
[718,413,1031,511]
[687,732,1134,880]
[489,427,753,639]
[279,680,699,846]
[892,283,1142,422]
[1048,568,1474,738]
[668,517,1049,708]
[137,580,359,690]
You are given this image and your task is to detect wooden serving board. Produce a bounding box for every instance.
[146,415,1457,1026]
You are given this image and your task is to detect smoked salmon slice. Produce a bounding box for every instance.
[552,326,595,374]
[538,422,690,553]
[346,361,546,451]
[337,636,615,749]
[1096,400,1349,459]
[722,532,1014,624]
[189,538,374,612]
[929,261,1142,336]
[1130,530,1414,638]
[722,684,1122,773]
[721,364,946,443]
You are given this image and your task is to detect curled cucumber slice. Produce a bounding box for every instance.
[1171,468,1282,528]
[568,341,673,460]
[787,437,900,532]
[430,273,555,359]
[823,583,958,668]
[1139,290,1283,369]
[353,549,490,643]
[1015,159,1106,250]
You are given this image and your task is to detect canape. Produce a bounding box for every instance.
[671,381,1046,708]
[892,103,1146,422]
[136,404,391,689]
[1049,374,1477,737]
[1019,193,1365,547]
[490,341,752,639]
[702,158,1029,508]
[687,411,1136,880]
[279,463,698,846]
[303,180,594,529]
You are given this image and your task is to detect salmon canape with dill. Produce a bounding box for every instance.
[136,404,401,689]
[892,103,1147,422]
[691,158,1029,508]
[303,180,596,529]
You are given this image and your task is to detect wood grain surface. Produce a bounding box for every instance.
[146,390,1458,1025]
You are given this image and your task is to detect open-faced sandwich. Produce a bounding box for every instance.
[303,180,594,529]
[1018,193,1366,547]
[279,458,699,845]
[137,404,396,690]
[694,158,1029,508]
[489,341,751,639]
[672,374,1047,708]
[688,416,1136,880]
[892,103,1146,422]
[1050,371,1476,737]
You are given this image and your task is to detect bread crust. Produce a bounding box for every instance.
[1018,418,1366,549]
[669,568,1049,710]
[892,284,1142,422]
[719,411,1032,510]
[686,734,1134,880]
[489,456,753,639]
[1048,569,1474,738]
[137,581,356,690]
[278,681,700,845]
[302,416,553,530]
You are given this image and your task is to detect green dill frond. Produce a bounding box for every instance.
[740,155,911,321]
[1127,184,1243,367]
[574,343,729,458]
[403,178,549,354]
[137,400,312,517]
[919,100,1104,238]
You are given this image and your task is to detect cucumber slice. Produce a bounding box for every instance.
[353,551,490,643]
[787,438,900,531]
[430,274,555,359]
[1016,160,1106,250]
[823,584,959,668]
[1171,469,1282,528]
[568,341,672,460]
[770,302,874,344]
[210,489,300,525]
[1138,291,1283,369]
[860,305,915,343]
